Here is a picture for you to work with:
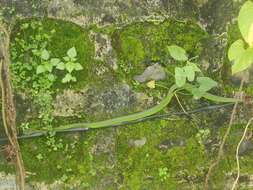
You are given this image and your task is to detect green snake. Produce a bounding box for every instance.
[52,83,240,132]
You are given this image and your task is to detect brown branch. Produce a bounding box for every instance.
[0,24,26,190]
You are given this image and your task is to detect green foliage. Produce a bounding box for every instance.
[57,47,83,83]
[167,45,188,61]
[168,45,217,99]
[228,1,253,74]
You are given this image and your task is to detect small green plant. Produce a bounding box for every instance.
[56,47,83,83]
[158,167,169,182]
[228,0,253,74]
[167,45,218,99]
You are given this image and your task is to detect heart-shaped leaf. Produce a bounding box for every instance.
[67,47,77,58]
[228,39,245,61]
[56,62,65,70]
[50,58,60,66]
[74,63,83,71]
[238,1,253,46]
[197,77,217,92]
[175,67,186,87]
[62,73,73,83]
[36,65,45,74]
[232,47,253,74]
[167,45,188,61]
[66,62,75,73]
[44,62,53,72]
[41,49,50,60]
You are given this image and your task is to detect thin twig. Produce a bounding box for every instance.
[231,117,253,190]
[204,79,244,190]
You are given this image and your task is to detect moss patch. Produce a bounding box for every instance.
[10,18,95,91]
[111,20,208,81]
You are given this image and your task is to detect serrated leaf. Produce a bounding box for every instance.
[238,1,253,46]
[36,65,45,74]
[44,62,53,72]
[63,56,70,61]
[67,47,77,58]
[50,58,60,66]
[41,49,50,60]
[62,73,72,83]
[232,47,253,74]
[228,39,245,61]
[48,74,55,81]
[175,67,186,87]
[56,62,65,70]
[197,77,217,92]
[74,63,83,71]
[167,45,188,61]
[183,65,195,82]
[65,62,75,73]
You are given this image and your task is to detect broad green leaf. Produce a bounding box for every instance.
[191,87,205,100]
[62,73,72,83]
[74,63,83,71]
[248,23,253,47]
[197,77,218,92]
[63,56,70,61]
[238,1,253,46]
[50,58,60,66]
[184,65,195,82]
[71,76,77,82]
[232,47,253,74]
[56,62,65,70]
[48,74,55,81]
[186,61,201,72]
[228,39,245,61]
[36,65,45,74]
[175,67,186,87]
[41,49,50,60]
[167,45,188,61]
[44,62,53,72]
[65,62,75,73]
[67,47,77,58]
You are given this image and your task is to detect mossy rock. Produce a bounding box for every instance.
[10,18,95,91]
[111,20,208,80]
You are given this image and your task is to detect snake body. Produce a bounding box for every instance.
[53,84,240,132]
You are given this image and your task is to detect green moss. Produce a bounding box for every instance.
[11,18,95,91]
[112,20,208,81]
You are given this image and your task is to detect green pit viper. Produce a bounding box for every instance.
[51,83,241,132]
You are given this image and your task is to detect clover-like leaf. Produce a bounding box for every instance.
[175,67,186,87]
[67,47,77,58]
[228,39,245,61]
[167,45,188,61]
